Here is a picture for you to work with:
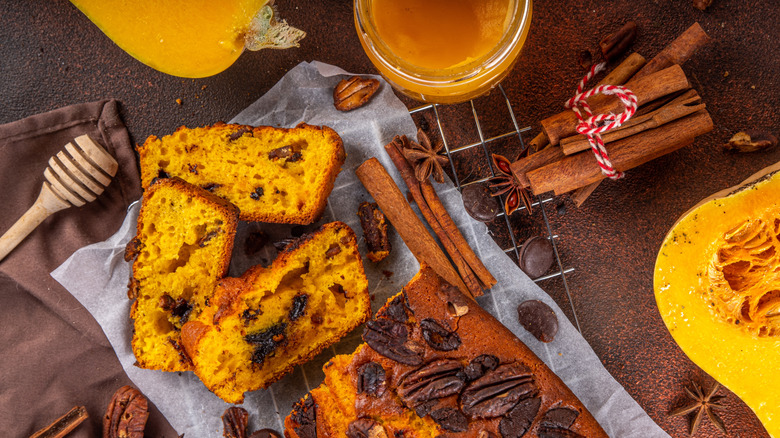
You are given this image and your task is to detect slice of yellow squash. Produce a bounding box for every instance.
[655,161,780,437]
[71,0,305,78]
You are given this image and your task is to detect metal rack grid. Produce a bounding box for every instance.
[408,84,581,332]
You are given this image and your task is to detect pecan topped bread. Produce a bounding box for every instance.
[137,122,345,224]
[126,177,239,372]
[181,222,370,404]
[284,265,608,438]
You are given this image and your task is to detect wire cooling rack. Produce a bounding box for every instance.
[408,84,581,332]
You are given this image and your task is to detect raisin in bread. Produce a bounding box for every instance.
[181,222,370,403]
[285,265,608,438]
[126,177,239,372]
[137,122,345,224]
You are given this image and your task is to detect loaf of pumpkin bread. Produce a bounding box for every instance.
[285,265,608,438]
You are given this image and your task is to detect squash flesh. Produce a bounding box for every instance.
[71,0,268,78]
[655,163,780,437]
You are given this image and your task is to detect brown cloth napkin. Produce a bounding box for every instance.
[0,100,176,437]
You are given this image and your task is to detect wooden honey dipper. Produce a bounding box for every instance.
[0,135,118,262]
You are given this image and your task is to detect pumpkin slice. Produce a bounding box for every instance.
[71,0,305,78]
[654,161,780,436]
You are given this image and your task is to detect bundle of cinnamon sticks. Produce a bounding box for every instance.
[513,23,714,206]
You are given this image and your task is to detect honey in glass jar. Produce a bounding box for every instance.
[354,0,532,103]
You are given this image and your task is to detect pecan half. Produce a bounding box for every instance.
[398,359,465,407]
[103,386,149,438]
[420,318,461,351]
[357,361,387,397]
[347,418,389,438]
[363,318,424,365]
[124,237,142,262]
[461,363,537,418]
[222,406,249,438]
[357,202,391,262]
[334,76,380,111]
[499,396,541,438]
[723,130,778,153]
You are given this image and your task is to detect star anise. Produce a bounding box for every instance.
[487,154,533,216]
[401,128,449,183]
[669,381,727,436]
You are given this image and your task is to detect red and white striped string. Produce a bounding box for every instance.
[564,62,638,179]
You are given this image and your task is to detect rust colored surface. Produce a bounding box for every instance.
[1,0,777,437]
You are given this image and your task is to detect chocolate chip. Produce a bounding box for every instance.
[325,243,342,258]
[289,294,308,321]
[229,127,252,141]
[245,323,287,365]
[462,182,500,222]
[429,407,468,432]
[290,395,317,438]
[516,300,559,343]
[201,182,221,192]
[244,231,268,257]
[541,407,580,429]
[519,236,555,279]
[273,238,297,252]
[250,187,264,200]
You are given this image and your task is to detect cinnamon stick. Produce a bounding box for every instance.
[510,145,567,189]
[528,109,713,195]
[561,89,704,155]
[599,52,647,86]
[356,158,471,297]
[541,64,690,146]
[384,138,483,297]
[419,182,497,290]
[30,406,88,438]
[631,22,711,81]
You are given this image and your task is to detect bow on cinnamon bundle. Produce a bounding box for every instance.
[491,22,713,213]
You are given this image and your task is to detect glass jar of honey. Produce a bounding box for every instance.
[354,0,532,104]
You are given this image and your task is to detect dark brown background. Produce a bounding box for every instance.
[1,0,778,436]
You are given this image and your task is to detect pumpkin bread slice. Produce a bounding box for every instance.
[126,177,239,372]
[182,222,370,404]
[137,122,345,224]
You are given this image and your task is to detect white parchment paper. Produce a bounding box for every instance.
[52,61,670,438]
